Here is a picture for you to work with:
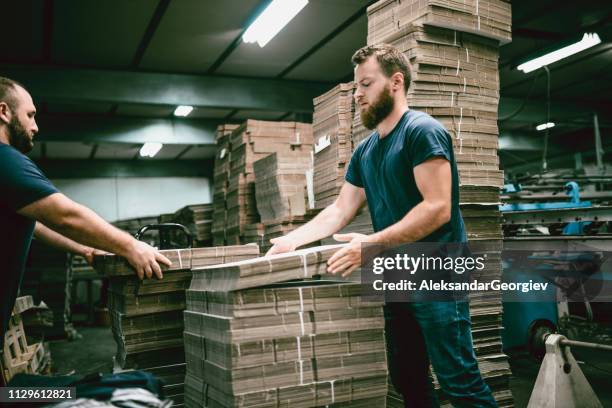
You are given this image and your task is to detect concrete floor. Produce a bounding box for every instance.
[49,325,612,407]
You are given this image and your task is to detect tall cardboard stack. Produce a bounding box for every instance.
[312,83,355,209]
[240,213,322,254]
[112,216,160,236]
[311,83,375,241]
[20,240,75,339]
[225,120,313,245]
[240,223,266,249]
[259,210,322,254]
[367,0,512,45]
[212,124,240,246]
[253,152,312,223]
[173,204,215,246]
[366,0,512,406]
[183,245,389,408]
[95,244,260,408]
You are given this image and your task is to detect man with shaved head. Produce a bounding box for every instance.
[0,76,172,343]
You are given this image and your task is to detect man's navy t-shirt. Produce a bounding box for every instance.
[345,109,466,243]
[0,142,58,334]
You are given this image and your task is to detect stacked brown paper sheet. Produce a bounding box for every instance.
[313,83,355,209]
[94,244,260,407]
[184,245,388,408]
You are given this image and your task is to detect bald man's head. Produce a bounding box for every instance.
[0,76,23,111]
[0,77,38,153]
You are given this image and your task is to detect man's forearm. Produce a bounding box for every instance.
[34,222,90,256]
[45,202,135,258]
[369,200,450,246]
[286,203,354,247]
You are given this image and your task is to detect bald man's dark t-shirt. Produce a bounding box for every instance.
[0,142,58,335]
[345,109,466,242]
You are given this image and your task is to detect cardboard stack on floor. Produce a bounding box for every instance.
[312,83,355,210]
[366,0,512,406]
[311,82,375,245]
[253,153,312,225]
[95,244,260,408]
[225,120,313,245]
[20,240,76,339]
[212,125,239,246]
[112,216,160,236]
[367,0,511,45]
[173,204,214,247]
[2,296,51,384]
[325,109,378,242]
[241,213,322,255]
[252,151,315,253]
[183,245,389,408]
[259,210,322,254]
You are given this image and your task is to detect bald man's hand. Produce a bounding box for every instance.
[124,240,172,280]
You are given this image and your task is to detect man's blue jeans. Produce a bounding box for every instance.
[384,301,498,408]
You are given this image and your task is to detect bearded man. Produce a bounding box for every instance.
[266,45,497,407]
[0,76,172,347]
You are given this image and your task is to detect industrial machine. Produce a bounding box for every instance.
[500,182,612,355]
[500,181,612,407]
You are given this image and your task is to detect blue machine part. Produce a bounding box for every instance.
[501,265,558,351]
[499,182,592,212]
[500,181,591,351]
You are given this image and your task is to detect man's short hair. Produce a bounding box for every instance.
[351,44,412,92]
[0,76,24,111]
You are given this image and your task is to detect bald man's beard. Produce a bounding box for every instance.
[360,85,395,130]
[8,117,33,154]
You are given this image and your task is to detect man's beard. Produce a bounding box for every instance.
[8,117,33,154]
[360,85,394,130]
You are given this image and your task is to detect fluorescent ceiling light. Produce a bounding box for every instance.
[536,122,555,131]
[174,105,193,117]
[243,0,308,47]
[517,33,601,73]
[140,142,163,158]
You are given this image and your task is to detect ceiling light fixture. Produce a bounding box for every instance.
[536,122,555,131]
[174,105,193,117]
[517,33,601,73]
[140,142,163,158]
[243,0,309,48]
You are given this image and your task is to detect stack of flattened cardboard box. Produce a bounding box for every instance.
[20,240,76,339]
[367,0,511,46]
[253,153,312,224]
[112,216,160,236]
[212,125,239,246]
[366,0,512,406]
[312,83,375,243]
[259,210,322,254]
[95,244,260,407]
[312,83,355,209]
[184,244,388,408]
[173,204,215,247]
[224,120,313,245]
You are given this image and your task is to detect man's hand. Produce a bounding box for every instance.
[266,236,298,256]
[82,247,107,266]
[327,233,370,277]
[124,240,172,280]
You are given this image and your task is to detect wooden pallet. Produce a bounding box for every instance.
[2,296,49,382]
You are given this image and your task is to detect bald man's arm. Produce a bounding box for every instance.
[18,193,171,279]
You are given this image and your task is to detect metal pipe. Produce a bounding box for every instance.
[560,338,612,351]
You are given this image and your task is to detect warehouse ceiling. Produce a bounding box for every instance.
[0,0,610,174]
